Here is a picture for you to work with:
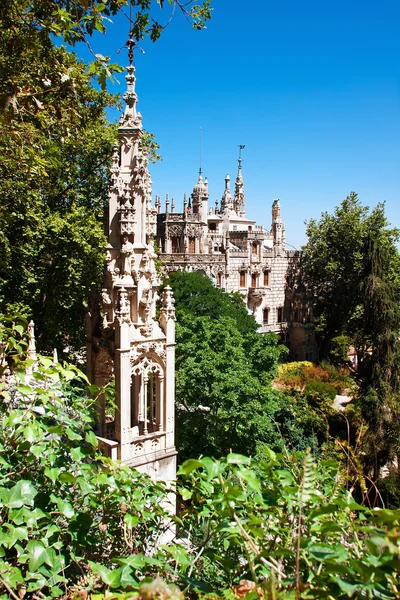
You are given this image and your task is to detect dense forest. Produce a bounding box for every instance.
[1,1,400,598]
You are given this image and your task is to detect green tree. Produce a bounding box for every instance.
[168,271,304,460]
[0,0,211,353]
[301,193,400,358]
[301,193,400,479]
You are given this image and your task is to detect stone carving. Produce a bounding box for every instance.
[187,224,202,237]
[120,235,134,275]
[160,285,176,321]
[167,224,184,237]
[132,355,163,377]
[94,348,114,381]
[87,62,177,486]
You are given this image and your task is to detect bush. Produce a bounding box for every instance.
[304,379,337,400]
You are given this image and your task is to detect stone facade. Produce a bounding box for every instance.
[86,63,176,486]
[156,158,316,360]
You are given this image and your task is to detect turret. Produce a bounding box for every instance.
[272,199,285,247]
[191,169,209,222]
[220,174,234,214]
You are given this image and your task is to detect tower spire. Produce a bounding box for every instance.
[234,144,246,216]
[199,126,203,180]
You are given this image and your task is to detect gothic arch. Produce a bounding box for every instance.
[130,353,166,436]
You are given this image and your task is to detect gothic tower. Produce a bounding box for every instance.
[234,154,245,216]
[86,58,177,485]
[272,198,285,249]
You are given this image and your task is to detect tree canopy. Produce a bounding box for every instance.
[167,271,334,461]
[301,193,400,477]
[0,0,211,353]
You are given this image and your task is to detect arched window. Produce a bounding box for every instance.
[240,271,246,287]
[131,358,164,436]
[263,271,269,286]
[252,242,258,255]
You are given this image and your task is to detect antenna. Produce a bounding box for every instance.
[199,126,203,177]
[126,0,134,65]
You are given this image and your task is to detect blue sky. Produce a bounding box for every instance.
[79,0,399,248]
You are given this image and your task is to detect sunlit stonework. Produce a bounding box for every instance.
[156,158,315,361]
[86,64,176,485]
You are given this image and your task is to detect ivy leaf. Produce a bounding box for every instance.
[26,540,51,572]
[89,562,122,588]
[1,480,37,509]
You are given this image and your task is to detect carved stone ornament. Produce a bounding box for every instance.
[131,341,166,362]
[160,285,176,321]
[116,287,130,324]
[131,355,163,378]
[120,235,134,275]
[167,224,184,237]
[187,224,202,237]
[134,442,144,454]
[94,348,114,381]
[101,288,112,306]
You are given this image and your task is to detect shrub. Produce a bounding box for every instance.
[304,379,337,400]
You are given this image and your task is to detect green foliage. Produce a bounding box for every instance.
[168,271,288,461]
[2,319,400,599]
[304,380,337,400]
[276,361,353,395]
[0,0,211,354]
[301,194,400,480]
[329,334,352,366]
[0,318,173,597]
[168,270,258,336]
[178,451,400,598]
[302,193,400,350]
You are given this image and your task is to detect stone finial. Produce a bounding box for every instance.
[171,197,175,214]
[165,193,169,214]
[160,285,176,321]
[116,287,131,324]
[27,320,37,361]
[122,65,139,122]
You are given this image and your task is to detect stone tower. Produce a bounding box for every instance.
[86,60,177,485]
[272,198,285,249]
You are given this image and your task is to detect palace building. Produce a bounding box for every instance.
[155,159,316,361]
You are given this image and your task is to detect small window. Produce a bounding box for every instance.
[188,237,195,253]
[171,237,180,253]
[217,273,222,287]
[277,307,284,323]
[251,273,257,288]
[248,226,252,232]
[263,308,269,325]
[252,243,257,255]
[263,271,269,286]
[209,222,216,231]
[240,271,246,287]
